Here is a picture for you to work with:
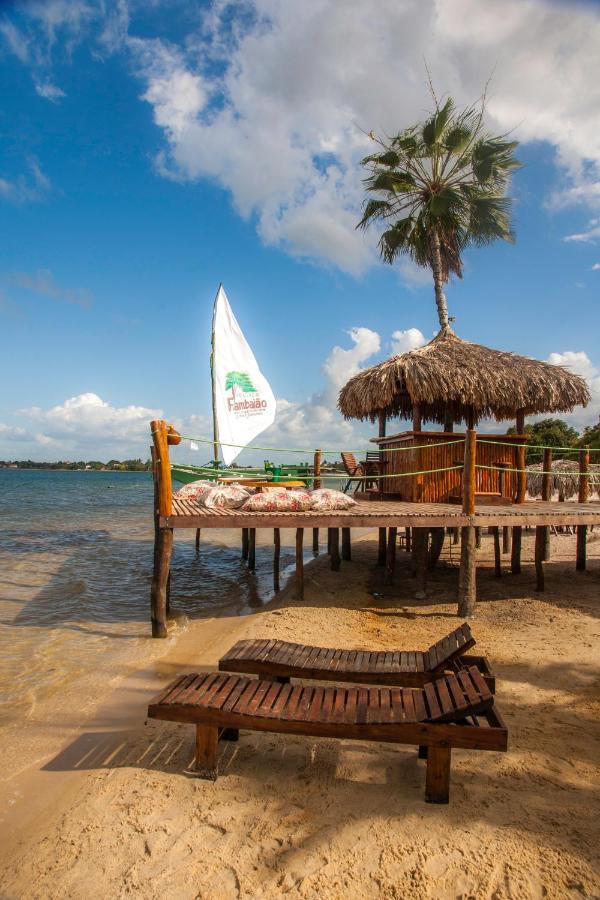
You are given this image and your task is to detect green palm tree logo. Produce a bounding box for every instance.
[225,371,257,393]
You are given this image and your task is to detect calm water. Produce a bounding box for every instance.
[0,470,296,729]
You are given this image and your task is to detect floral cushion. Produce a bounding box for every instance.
[310,488,357,511]
[241,489,313,512]
[203,485,251,509]
[174,481,215,502]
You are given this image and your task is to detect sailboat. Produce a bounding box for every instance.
[171,286,309,485]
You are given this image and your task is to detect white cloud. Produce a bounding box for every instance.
[13,269,93,309]
[34,80,66,101]
[0,158,51,204]
[564,218,600,244]
[390,328,427,356]
[0,424,27,442]
[547,351,600,430]
[0,19,30,62]
[322,327,381,393]
[592,263,600,271]
[122,0,600,277]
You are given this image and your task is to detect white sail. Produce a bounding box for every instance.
[212,285,276,465]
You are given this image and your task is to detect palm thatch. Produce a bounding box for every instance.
[526,459,600,500]
[338,326,589,426]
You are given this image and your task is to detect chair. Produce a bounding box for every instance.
[218,623,495,691]
[341,452,380,493]
[147,666,506,802]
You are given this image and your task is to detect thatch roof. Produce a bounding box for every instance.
[526,459,600,500]
[338,326,589,426]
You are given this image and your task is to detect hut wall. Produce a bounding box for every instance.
[374,432,522,503]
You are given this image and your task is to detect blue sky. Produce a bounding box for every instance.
[0,0,599,463]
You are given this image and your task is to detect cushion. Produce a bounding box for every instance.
[174,480,215,502]
[310,488,357,511]
[203,485,251,509]
[241,489,313,512]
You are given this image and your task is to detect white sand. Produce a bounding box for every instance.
[0,529,598,898]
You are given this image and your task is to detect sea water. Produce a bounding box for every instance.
[0,470,294,737]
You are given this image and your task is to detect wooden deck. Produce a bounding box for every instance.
[164,497,600,529]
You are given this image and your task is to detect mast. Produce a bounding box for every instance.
[210,284,221,468]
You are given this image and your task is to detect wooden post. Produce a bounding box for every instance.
[195,724,218,779]
[385,527,397,585]
[535,525,545,591]
[313,449,322,490]
[405,526,411,553]
[151,527,173,638]
[576,447,590,571]
[541,447,552,561]
[330,528,341,571]
[248,528,256,571]
[412,403,422,432]
[515,409,527,503]
[502,526,511,555]
[273,528,281,592]
[312,528,319,555]
[475,527,482,549]
[195,528,201,551]
[511,526,522,575]
[341,527,351,561]
[295,528,304,599]
[425,746,451,804]
[377,528,387,565]
[378,412,386,496]
[241,528,249,560]
[452,527,459,545]
[458,429,477,616]
[493,527,501,577]
[413,528,427,599]
[327,528,332,555]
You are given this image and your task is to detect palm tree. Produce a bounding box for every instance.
[357,95,520,329]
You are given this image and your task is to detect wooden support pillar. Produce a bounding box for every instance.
[341,527,351,561]
[327,528,332,555]
[576,447,590,571]
[195,528,201,551]
[452,527,459,545]
[511,527,522,575]
[330,528,341,571]
[413,528,428,599]
[273,528,281,593]
[377,527,387,565]
[378,412,386,497]
[515,409,527,503]
[312,528,319,555]
[151,527,173,638]
[195,724,219,780]
[295,528,304,599]
[248,528,256,571]
[425,746,451,804]
[458,428,477,616]
[313,449,321,490]
[493,527,501,577]
[412,403,422,432]
[241,528,249,560]
[541,448,553,562]
[385,526,397,585]
[405,527,411,554]
[535,525,545,591]
[475,527,482,549]
[502,526,511,555]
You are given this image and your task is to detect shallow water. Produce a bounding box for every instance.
[0,470,297,731]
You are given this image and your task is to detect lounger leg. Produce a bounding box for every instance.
[418,745,428,760]
[195,724,219,779]
[219,727,239,742]
[425,746,451,804]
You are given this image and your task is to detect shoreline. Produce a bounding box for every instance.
[1,530,598,897]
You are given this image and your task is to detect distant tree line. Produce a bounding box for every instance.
[507,418,600,463]
[0,458,152,471]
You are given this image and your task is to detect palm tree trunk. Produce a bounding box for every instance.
[429,230,449,329]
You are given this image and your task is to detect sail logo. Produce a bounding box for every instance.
[225,370,268,416]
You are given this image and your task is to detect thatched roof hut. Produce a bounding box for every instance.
[338,326,589,427]
[527,459,600,500]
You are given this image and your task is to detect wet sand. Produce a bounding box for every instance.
[0,528,599,899]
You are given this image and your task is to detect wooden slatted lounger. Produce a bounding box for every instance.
[147,666,507,803]
[218,623,495,691]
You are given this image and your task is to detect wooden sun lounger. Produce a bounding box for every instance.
[218,623,495,691]
[147,666,507,803]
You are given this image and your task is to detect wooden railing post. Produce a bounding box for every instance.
[515,410,527,503]
[458,429,477,617]
[313,449,321,490]
[150,419,177,638]
[151,419,174,518]
[576,447,590,571]
[541,448,552,561]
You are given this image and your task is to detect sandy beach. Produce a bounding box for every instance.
[0,526,598,899]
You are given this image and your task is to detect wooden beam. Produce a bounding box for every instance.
[273,528,281,593]
[385,526,397,585]
[295,528,304,599]
[341,527,351,561]
[576,447,590,571]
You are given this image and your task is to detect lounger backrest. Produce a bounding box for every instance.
[423,666,493,723]
[426,623,475,671]
[341,452,361,476]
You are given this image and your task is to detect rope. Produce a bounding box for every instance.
[476,463,595,476]
[172,432,465,456]
[478,439,598,453]
[172,464,465,481]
